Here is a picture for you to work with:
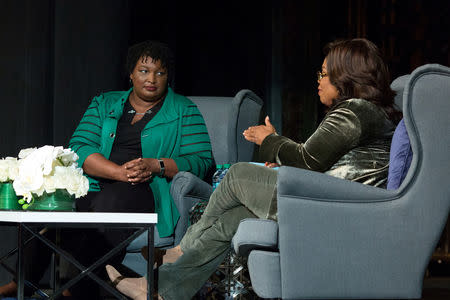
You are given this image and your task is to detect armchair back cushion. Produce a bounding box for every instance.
[189,89,263,165]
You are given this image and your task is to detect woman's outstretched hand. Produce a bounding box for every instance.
[243,116,276,145]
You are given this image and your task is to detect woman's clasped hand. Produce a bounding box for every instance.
[122,158,158,184]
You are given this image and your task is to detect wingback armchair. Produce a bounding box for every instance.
[122,89,263,275]
[232,64,450,299]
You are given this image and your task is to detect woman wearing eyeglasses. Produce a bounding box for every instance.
[106,38,401,300]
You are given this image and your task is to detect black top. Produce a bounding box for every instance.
[86,99,163,212]
[109,99,164,165]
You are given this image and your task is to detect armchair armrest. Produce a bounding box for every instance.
[232,218,278,257]
[170,171,213,211]
[170,171,214,245]
[277,166,395,203]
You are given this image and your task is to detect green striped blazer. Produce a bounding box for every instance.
[69,87,213,237]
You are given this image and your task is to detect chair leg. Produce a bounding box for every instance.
[206,251,256,299]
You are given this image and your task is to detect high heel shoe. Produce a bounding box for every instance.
[105,264,149,300]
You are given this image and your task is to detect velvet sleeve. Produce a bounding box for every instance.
[259,107,362,172]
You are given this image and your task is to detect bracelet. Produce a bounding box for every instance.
[158,159,165,177]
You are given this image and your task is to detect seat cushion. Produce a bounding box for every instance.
[387,119,413,190]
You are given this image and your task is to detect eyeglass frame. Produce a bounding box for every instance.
[317,71,328,81]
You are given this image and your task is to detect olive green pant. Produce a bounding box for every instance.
[158,162,278,300]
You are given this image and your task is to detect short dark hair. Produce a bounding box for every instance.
[126,40,175,87]
[324,38,401,122]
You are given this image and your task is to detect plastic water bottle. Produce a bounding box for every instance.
[213,163,232,190]
[212,164,223,191]
[219,163,232,182]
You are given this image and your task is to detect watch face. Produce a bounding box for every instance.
[158,159,165,176]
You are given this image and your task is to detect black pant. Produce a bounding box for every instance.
[73,181,155,299]
[75,181,155,262]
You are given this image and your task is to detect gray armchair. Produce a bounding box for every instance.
[232,64,450,299]
[122,89,263,275]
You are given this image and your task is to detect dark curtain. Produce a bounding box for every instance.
[1,0,53,156]
[0,0,130,157]
[52,0,130,147]
[0,0,271,157]
[2,0,448,158]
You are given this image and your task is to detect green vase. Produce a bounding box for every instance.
[27,189,75,211]
[0,182,20,210]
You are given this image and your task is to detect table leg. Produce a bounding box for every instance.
[147,225,154,300]
[52,228,61,295]
[17,224,24,300]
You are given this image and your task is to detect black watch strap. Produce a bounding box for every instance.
[158,159,165,177]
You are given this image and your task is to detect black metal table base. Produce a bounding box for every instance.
[0,228,49,298]
[11,223,154,300]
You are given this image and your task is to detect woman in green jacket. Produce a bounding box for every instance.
[69,40,213,238]
[0,40,213,298]
[107,38,401,300]
[67,40,213,299]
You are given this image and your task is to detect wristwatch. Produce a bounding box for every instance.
[158,159,165,177]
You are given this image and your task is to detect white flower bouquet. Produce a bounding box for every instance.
[0,157,19,183]
[13,145,89,210]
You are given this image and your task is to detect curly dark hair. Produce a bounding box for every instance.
[126,40,175,87]
[324,38,401,123]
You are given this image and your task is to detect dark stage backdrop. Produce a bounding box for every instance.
[1,0,448,156]
[0,0,273,157]
[0,0,130,156]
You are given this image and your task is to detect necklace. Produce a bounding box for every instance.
[128,91,165,115]
[127,109,152,115]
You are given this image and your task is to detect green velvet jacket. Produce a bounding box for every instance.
[68,87,213,237]
[259,98,396,187]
